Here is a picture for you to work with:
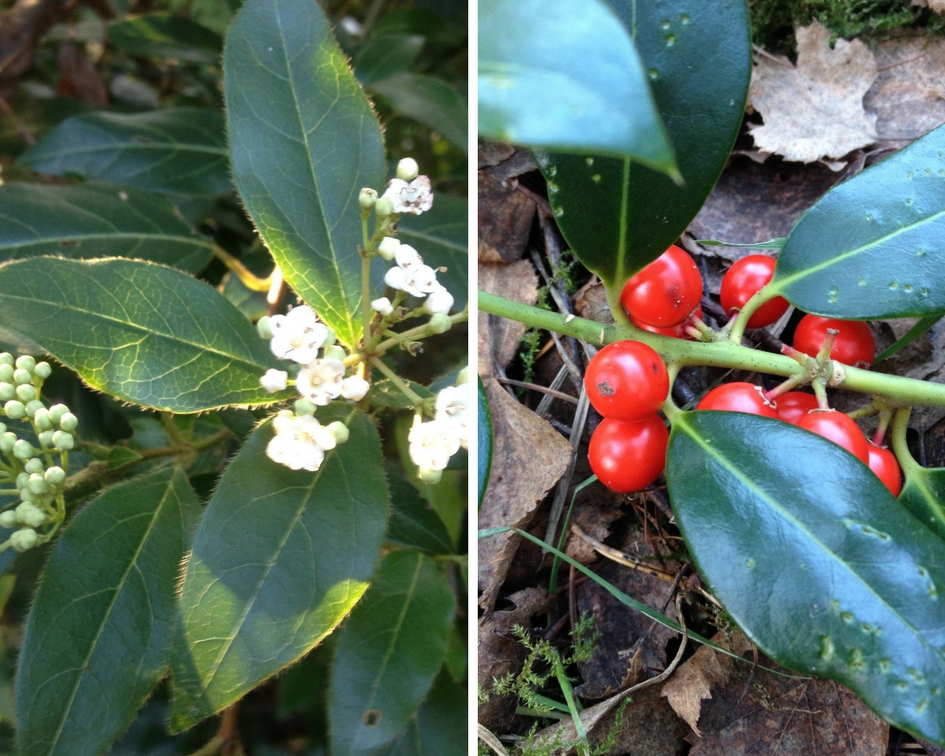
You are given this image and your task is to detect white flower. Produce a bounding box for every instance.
[371,297,394,316]
[260,369,288,393]
[269,306,328,364]
[383,245,440,297]
[408,417,461,472]
[423,285,454,315]
[266,413,337,472]
[381,175,433,215]
[296,358,345,405]
[435,385,469,448]
[341,375,370,401]
[396,157,419,181]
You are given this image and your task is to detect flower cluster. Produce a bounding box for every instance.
[408,375,469,484]
[0,354,74,553]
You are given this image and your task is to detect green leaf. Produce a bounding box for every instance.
[16,468,200,756]
[0,257,286,412]
[477,375,492,510]
[388,473,453,554]
[771,124,945,319]
[0,183,214,273]
[696,237,787,251]
[535,0,751,286]
[0,89,91,159]
[17,109,231,199]
[169,406,390,731]
[397,194,467,310]
[329,549,455,756]
[354,33,425,87]
[374,672,466,756]
[224,0,386,348]
[479,0,675,170]
[369,73,467,152]
[107,14,223,62]
[898,466,945,543]
[667,411,945,745]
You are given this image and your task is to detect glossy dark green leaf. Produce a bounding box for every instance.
[0,257,286,412]
[169,406,389,731]
[388,473,453,554]
[374,672,466,756]
[477,376,492,510]
[536,0,751,286]
[370,73,467,152]
[107,14,223,62]
[771,124,945,319]
[224,0,386,348]
[479,0,674,168]
[329,549,455,756]
[898,467,945,543]
[16,468,200,756]
[397,194,467,309]
[354,33,425,86]
[0,183,214,272]
[667,411,945,745]
[17,109,231,199]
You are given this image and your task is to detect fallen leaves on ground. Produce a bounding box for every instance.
[478,259,539,377]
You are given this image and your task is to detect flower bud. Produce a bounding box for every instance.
[15,356,35,373]
[294,398,317,417]
[0,511,17,528]
[33,408,52,430]
[0,433,16,454]
[327,421,349,444]
[4,400,25,420]
[16,472,29,490]
[25,400,44,418]
[396,158,419,182]
[260,369,288,394]
[49,404,69,424]
[371,297,394,317]
[44,466,65,487]
[423,287,454,316]
[24,458,43,475]
[256,316,274,340]
[323,345,346,362]
[13,439,34,460]
[0,384,14,402]
[0,365,13,384]
[341,375,369,401]
[12,369,31,386]
[418,467,443,485]
[455,366,469,385]
[377,237,400,261]
[359,187,378,209]
[33,362,51,379]
[59,412,78,432]
[426,314,452,335]
[27,474,48,495]
[52,431,74,451]
[322,328,336,348]
[0,353,12,367]
[18,488,35,505]
[11,528,38,552]
[375,197,395,218]
[15,384,36,403]
[17,501,46,527]
[38,430,54,447]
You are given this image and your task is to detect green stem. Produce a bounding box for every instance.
[480,290,945,409]
[212,246,271,292]
[345,308,469,367]
[371,358,426,411]
[728,286,779,343]
[361,255,372,348]
[890,406,919,476]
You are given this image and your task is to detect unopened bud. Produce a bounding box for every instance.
[426,314,452,335]
[11,528,38,552]
[12,369,30,386]
[15,356,35,373]
[323,345,346,362]
[377,237,400,261]
[52,431,74,451]
[24,458,43,475]
[27,474,48,495]
[0,511,17,529]
[13,439,34,460]
[15,384,36,403]
[396,158,419,182]
[455,367,469,385]
[375,197,394,218]
[327,421,349,444]
[4,401,25,420]
[294,398,316,417]
[256,316,274,340]
[25,400,44,418]
[418,467,442,485]
[0,354,13,367]
[0,384,15,402]
[33,362,51,379]
[0,433,16,454]
[59,412,78,432]
[33,408,52,430]
[0,365,13,384]
[16,502,46,527]
[38,430,54,447]
[49,404,69,424]
[44,466,66,487]
[359,188,378,209]
[323,328,336,348]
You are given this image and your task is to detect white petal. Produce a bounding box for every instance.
[341,375,370,401]
[371,297,394,316]
[260,369,288,393]
[385,266,408,291]
[424,286,454,315]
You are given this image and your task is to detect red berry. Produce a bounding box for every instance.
[631,306,703,340]
[584,341,669,421]
[621,245,703,328]
[867,443,902,496]
[719,254,790,328]
[696,382,778,418]
[777,392,820,425]
[588,415,669,493]
[796,410,870,464]
[793,315,875,367]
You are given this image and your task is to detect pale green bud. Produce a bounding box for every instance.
[15,356,35,373]
[0,511,17,528]
[256,316,274,340]
[375,197,394,218]
[24,458,43,475]
[33,408,52,430]
[52,431,73,451]
[11,528,38,552]
[27,474,48,495]
[322,328,336,348]
[15,384,36,403]
[0,353,13,367]
[0,423,6,435]
[0,384,13,402]
[18,487,37,504]
[38,430,54,447]
[0,433,16,454]
[12,369,30,386]
[396,157,419,182]
[45,466,66,487]
[49,404,69,424]
[327,421,349,445]
[426,314,452,335]
[323,345,346,362]
[15,473,29,490]
[418,467,442,484]
[59,412,78,432]
[377,236,400,261]
[455,366,469,385]
[294,398,316,417]
[16,502,46,527]
[25,400,44,419]
[33,361,51,379]
[359,187,378,209]
[4,400,25,420]
[0,365,13,384]
[13,439,34,460]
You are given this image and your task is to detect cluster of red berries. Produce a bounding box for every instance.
[584,247,900,497]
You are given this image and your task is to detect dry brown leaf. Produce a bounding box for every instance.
[478,377,573,613]
[478,260,539,377]
[749,21,878,163]
[478,171,536,263]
